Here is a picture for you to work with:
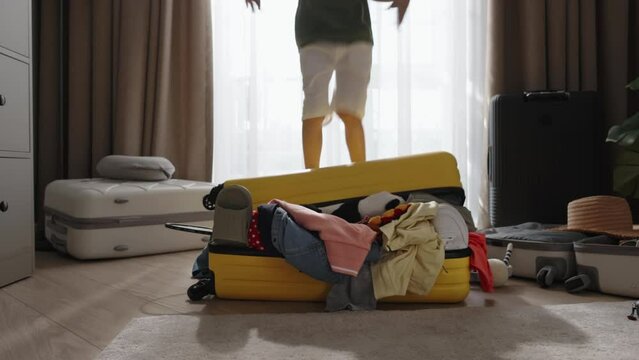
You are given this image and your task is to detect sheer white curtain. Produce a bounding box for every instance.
[212,0,488,226]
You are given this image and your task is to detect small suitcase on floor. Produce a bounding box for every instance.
[483,223,589,287]
[208,152,472,303]
[44,179,214,259]
[488,91,601,227]
[571,235,639,298]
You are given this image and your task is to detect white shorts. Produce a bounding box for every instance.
[299,41,373,123]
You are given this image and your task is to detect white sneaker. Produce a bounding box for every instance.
[433,203,469,250]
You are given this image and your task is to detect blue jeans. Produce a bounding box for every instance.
[271,208,380,284]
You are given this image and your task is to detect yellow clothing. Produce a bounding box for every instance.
[372,202,445,299]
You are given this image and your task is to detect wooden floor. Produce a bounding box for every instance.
[0,250,626,360]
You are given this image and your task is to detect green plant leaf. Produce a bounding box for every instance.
[628,76,639,91]
[614,149,639,166]
[607,112,639,146]
[613,166,639,197]
[621,111,639,129]
[607,124,625,143]
[606,113,639,137]
[618,129,639,150]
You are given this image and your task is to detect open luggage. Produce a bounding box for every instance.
[190,152,472,303]
[572,235,639,298]
[482,223,590,288]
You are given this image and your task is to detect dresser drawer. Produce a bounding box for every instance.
[0,53,30,153]
[0,157,34,287]
[0,0,30,57]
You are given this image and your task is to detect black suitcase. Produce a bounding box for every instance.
[488,91,602,227]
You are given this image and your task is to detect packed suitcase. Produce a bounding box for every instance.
[170,152,475,305]
[44,178,214,259]
[44,155,216,259]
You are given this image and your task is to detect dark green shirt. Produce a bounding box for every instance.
[295,0,373,49]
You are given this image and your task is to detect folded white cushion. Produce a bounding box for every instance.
[96,155,175,181]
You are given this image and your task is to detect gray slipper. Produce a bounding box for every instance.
[211,185,253,247]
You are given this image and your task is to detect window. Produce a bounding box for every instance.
[212,0,487,224]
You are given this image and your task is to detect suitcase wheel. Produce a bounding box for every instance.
[187,278,214,301]
[203,184,224,210]
[536,265,557,288]
[202,195,215,210]
[564,274,591,293]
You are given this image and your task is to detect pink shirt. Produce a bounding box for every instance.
[271,199,377,276]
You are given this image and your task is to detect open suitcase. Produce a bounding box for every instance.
[202,152,472,303]
[482,223,590,288]
[44,179,214,259]
[572,235,639,298]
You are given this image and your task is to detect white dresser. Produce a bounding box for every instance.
[0,0,34,287]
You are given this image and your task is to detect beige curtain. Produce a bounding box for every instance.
[36,0,213,244]
[484,0,639,224]
[488,0,638,126]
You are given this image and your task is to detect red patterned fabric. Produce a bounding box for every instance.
[366,203,411,232]
[469,232,494,292]
[247,210,265,251]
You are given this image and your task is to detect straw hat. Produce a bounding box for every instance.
[557,195,639,238]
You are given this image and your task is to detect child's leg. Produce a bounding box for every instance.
[337,112,366,163]
[299,43,337,169]
[302,117,325,169]
[334,42,373,164]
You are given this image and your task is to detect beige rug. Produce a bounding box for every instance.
[100,301,638,360]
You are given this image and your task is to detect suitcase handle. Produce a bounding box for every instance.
[523,91,570,102]
[487,146,492,182]
[165,223,212,236]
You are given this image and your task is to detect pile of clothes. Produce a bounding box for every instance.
[192,186,492,311]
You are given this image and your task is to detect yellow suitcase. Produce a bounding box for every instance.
[210,152,471,303]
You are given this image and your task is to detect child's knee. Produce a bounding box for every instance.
[303,117,325,127]
[302,117,325,135]
[337,112,363,127]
